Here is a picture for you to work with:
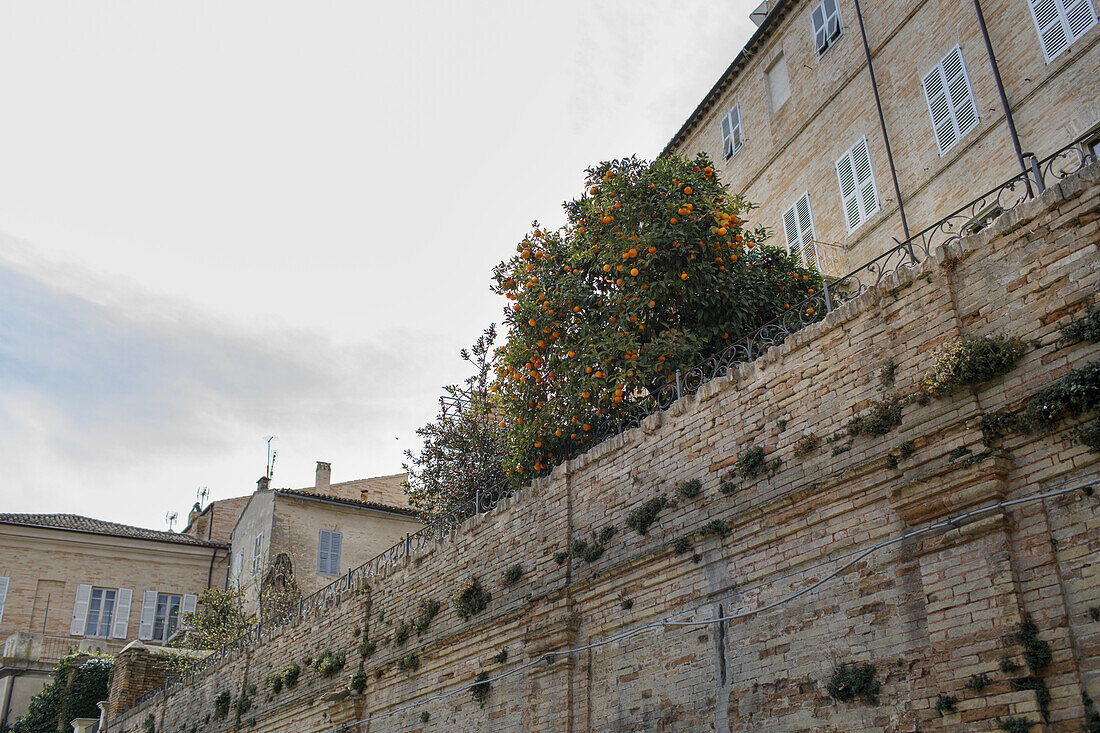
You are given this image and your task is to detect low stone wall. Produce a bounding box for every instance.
[112,166,1100,732]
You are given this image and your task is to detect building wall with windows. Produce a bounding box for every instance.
[667,0,1100,276]
[230,467,422,614]
[0,515,226,727]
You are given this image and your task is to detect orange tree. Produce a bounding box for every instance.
[491,153,822,479]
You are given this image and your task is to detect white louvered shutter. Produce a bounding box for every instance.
[0,577,9,626]
[1065,0,1099,39]
[836,150,861,231]
[71,584,92,636]
[720,114,733,158]
[730,106,743,153]
[783,206,802,263]
[924,46,978,155]
[783,195,817,268]
[836,138,878,232]
[317,530,331,574]
[852,139,878,222]
[138,590,157,641]
[1030,0,1097,61]
[111,588,133,639]
[230,552,242,587]
[180,594,198,629]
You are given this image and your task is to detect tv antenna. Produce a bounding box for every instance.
[265,436,279,479]
[196,486,210,509]
[165,511,178,532]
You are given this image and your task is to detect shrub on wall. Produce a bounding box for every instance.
[310,651,346,678]
[625,495,670,536]
[824,662,880,705]
[923,335,1026,397]
[453,578,492,620]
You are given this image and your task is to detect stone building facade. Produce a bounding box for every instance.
[666,0,1100,276]
[0,515,227,727]
[230,466,423,614]
[109,166,1100,731]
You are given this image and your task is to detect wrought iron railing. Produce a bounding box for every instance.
[132,139,1095,709]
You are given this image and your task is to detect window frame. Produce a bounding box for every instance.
[720,104,745,160]
[811,0,844,56]
[151,593,183,644]
[252,531,264,576]
[84,587,117,639]
[318,529,343,577]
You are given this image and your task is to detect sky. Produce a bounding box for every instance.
[0,1,759,529]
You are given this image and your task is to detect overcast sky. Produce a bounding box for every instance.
[0,1,758,529]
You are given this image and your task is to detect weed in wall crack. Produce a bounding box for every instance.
[625,494,670,535]
[672,537,692,555]
[1014,615,1052,672]
[964,672,991,691]
[847,397,903,438]
[923,335,1026,398]
[793,434,819,457]
[1011,676,1051,723]
[824,661,880,705]
[934,693,958,716]
[453,577,492,620]
[471,672,491,707]
[698,519,730,539]
[1062,303,1100,343]
[736,446,781,479]
[993,716,1034,732]
[503,564,524,585]
[677,478,703,499]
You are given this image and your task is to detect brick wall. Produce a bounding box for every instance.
[112,166,1100,732]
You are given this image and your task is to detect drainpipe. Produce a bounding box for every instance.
[852,0,912,242]
[971,0,1035,192]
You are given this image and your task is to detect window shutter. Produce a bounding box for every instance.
[836,151,861,231]
[720,114,733,158]
[730,106,743,152]
[180,594,198,629]
[796,195,817,268]
[330,532,343,575]
[1064,0,1098,40]
[923,64,957,154]
[852,139,879,219]
[111,588,132,639]
[783,205,801,262]
[138,590,157,641]
[943,47,978,140]
[71,584,92,636]
[231,552,242,587]
[812,5,828,53]
[0,577,8,626]
[1031,0,1071,60]
[318,530,331,574]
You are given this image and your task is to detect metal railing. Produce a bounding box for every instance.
[132,139,1096,709]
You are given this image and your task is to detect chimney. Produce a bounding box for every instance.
[315,461,331,493]
[187,502,201,526]
[257,476,270,491]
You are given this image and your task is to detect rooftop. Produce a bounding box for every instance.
[0,513,229,549]
[274,488,420,518]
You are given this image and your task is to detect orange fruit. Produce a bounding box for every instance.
[681,273,689,280]
[670,217,678,224]
[684,186,693,195]
[529,319,537,327]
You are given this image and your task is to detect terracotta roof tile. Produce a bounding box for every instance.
[0,513,228,548]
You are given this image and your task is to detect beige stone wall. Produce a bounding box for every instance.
[113,167,1100,732]
[270,494,423,598]
[672,0,1100,277]
[184,496,252,548]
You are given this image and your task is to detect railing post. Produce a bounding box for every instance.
[822,279,834,313]
[404,532,411,559]
[475,489,481,513]
[1026,152,1046,195]
[675,370,682,400]
[297,598,302,619]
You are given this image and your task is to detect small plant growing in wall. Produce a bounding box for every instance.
[359,638,377,658]
[736,446,780,479]
[964,672,991,691]
[393,620,412,647]
[677,478,702,499]
[420,711,431,723]
[847,397,903,438]
[351,670,367,694]
[470,672,491,707]
[213,691,231,719]
[503,564,524,585]
[553,550,570,565]
[718,475,738,495]
[671,537,692,555]
[311,650,346,678]
[1014,615,1052,672]
[413,599,442,635]
[697,519,730,539]
[934,693,958,716]
[493,649,508,665]
[266,672,284,695]
[143,714,156,733]
[824,661,880,704]
[625,494,670,536]
[397,653,420,672]
[793,433,819,457]
[453,577,492,619]
[1061,303,1100,344]
[993,716,1034,732]
[922,335,1026,398]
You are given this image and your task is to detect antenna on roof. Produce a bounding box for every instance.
[165,511,178,532]
[196,486,210,509]
[265,436,279,479]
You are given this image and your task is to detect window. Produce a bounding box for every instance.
[0,577,8,626]
[720,104,745,159]
[318,529,343,576]
[767,54,791,112]
[923,46,979,155]
[1029,0,1097,62]
[811,0,843,55]
[783,194,818,268]
[230,552,242,587]
[84,588,117,639]
[252,531,264,575]
[835,137,880,233]
[152,594,181,644]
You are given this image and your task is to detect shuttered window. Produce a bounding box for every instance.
[252,531,264,575]
[138,590,157,641]
[835,137,880,233]
[720,104,744,159]
[111,588,132,639]
[923,46,979,155]
[0,577,8,626]
[811,0,843,55]
[152,594,182,643]
[783,194,818,268]
[318,529,343,576]
[1029,0,1098,62]
[84,588,116,639]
